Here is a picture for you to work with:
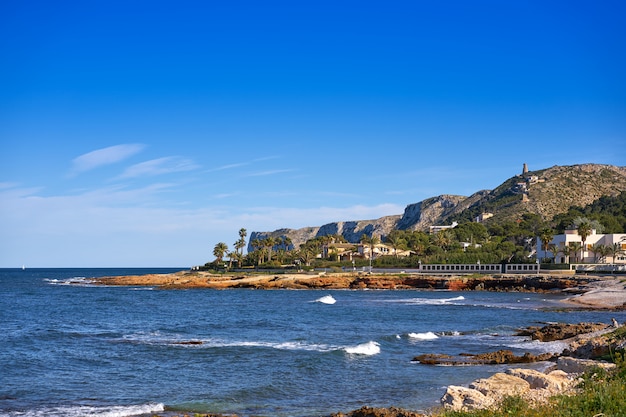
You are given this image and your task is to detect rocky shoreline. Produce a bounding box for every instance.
[146,321,625,417]
[94,270,626,310]
[95,271,625,417]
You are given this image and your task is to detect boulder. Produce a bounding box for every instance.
[505,368,573,392]
[469,372,531,399]
[441,385,493,411]
[556,357,616,374]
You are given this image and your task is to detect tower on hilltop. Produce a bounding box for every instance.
[522,163,528,175]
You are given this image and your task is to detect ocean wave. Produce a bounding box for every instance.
[44,277,96,287]
[120,332,336,352]
[506,338,570,354]
[2,402,164,417]
[408,331,439,340]
[314,295,336,304]
[396,295,466,305]
[343,341,380,355]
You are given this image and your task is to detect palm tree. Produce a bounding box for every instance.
[591,243,608,263]
[576,220,593,263]
[538,228,554,262]
[264,237,276,263]
[385,230,407,258]
[433,229,452,253]
[568,242,582,263]
[297,245,317,266]
[360,234,380,259]
[213,242,229,263]
[608,243,626,265]
[549,243,562,263]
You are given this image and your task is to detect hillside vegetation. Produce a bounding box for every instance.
[249,164,626,251]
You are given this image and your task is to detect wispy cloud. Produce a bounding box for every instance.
[244,169,294,177]
[117,157,199,179]
[69,144,145,176]
[205,162,249,173]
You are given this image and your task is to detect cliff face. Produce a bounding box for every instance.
[248,216,402,252]
[249,164,626,250]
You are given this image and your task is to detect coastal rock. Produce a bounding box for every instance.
[442,373,531,411]
[441,385,493,411]
[556,357,616,374]
[330,406,424,417]
[505,368,573,391]
[516,322,610,342]
[413,349,554,365]
[469,372,531,398]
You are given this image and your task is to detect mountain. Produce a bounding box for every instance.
[248,164,626,251]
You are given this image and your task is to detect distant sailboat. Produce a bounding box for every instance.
[22,265,26,270]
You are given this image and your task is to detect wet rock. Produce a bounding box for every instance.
[413,349,554,365]
[516,322,609,342]
[330,406,424,417]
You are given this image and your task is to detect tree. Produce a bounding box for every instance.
[264,237,276,263]
[250,238,264,265]
[360,234,380,259]
[590,243,608,263]
[567,242,582,263]
[538,228,554,262]
[235,228,247,258]
[226,251,236,269]
[213,242,229,263]
[607,242,626,264]
[385,230,407,258]
[549,243,562,263]
[454,222,489,244]
[575,219,593,263]
[432,229,452,252]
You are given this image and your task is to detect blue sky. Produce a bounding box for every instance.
[1,1,625,267]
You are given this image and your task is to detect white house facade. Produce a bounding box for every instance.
[537,229,626,264]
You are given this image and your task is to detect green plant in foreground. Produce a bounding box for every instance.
[436,357,626,417]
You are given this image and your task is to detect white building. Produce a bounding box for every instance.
[429,221,458,234]
[537,229,626,264]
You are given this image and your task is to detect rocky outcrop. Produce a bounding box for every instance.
[515,322,610,342]
[413,350,554,365]
[248,215,402,253]
[441,368,578,412]
[440,323,625,412]
[330,406,425,417]
[395,194,484,231]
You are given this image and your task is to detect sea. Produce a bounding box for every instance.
[1,268,625,417]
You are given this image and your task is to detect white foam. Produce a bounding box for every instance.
[408,331,439,340]
[344,341,380,355]
[121,332,336,353]
[391,295,466,305]
[44,277,96,287]
[4,402,165,417]
[507,338,570,354]
[314,295,336,304]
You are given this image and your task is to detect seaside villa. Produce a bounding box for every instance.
[321,242,412,261]
[537,229,626,264]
